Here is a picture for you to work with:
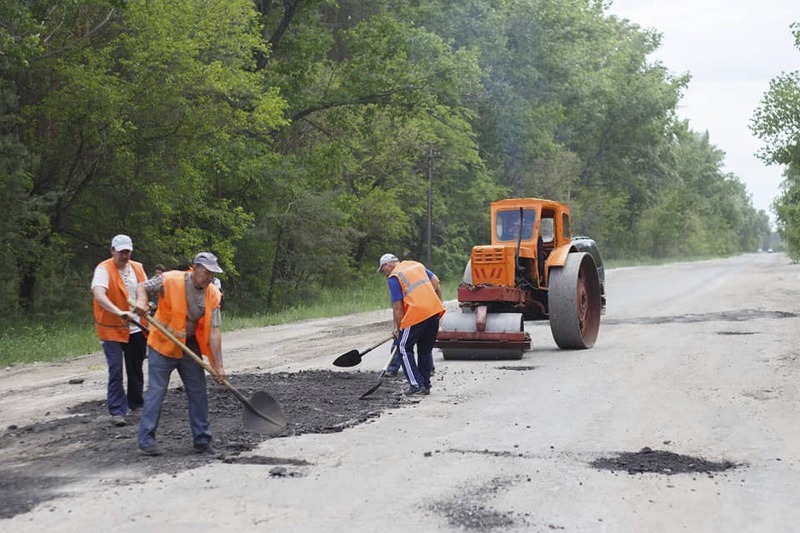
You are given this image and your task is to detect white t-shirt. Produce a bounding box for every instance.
[92,263,141,334]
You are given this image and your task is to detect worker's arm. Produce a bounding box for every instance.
[92,285,133,321]
[209,326,224,383]
[430,274,443,301]
[132,282,150,315]
[132,275,163,316]
[392,300,404,338]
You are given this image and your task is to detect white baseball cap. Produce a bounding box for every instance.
[111,234,133,251]
[376,253,399,272]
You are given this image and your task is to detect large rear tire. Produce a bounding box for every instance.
[548,252,602,349]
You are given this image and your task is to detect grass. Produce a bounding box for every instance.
[223,282,392,331]
[0,279,462,367]
[0,321,102,367]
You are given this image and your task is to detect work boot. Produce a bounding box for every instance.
[139,444,163,456]
[193,443,216,454]
[404,386,424,396]
[112,415,128,427]
[385,370,398,378]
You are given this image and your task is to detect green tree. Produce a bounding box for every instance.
[752,23,800,258]
[772,164,800,260]
[6,0,286,315]
[0,0,43,316]
[236,8,495,307]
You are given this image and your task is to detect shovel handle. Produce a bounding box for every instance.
[381,343,399,372]
[359,345,399,400]
[128,300,287,431]
[362,335,394,356]
[127,299,223,382]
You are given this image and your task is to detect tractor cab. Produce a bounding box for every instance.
[470,198,573,288]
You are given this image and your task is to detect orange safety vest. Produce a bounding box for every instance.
[148,271,222,365]
[390,261,445,329]
[93,258,147,342]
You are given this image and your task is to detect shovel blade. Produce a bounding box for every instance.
[332,349,362,368]
[359,372,385,400]
[242,391,288,434]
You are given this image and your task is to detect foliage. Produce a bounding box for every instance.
[772,163,800,260]
[0,0,772,324]
[752,23,800,259]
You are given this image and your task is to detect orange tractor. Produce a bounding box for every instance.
[436,198,605,359]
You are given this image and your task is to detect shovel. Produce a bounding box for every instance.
[359,345,399,400]
[333,335,393,367]
[127,306,287,434]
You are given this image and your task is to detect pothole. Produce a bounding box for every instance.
[0,370,408,519]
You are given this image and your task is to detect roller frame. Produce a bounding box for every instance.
[437,309,530,360]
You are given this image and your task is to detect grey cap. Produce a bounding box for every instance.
[193,252,223,273]
[111,234,133,251]
[376,253,399,272]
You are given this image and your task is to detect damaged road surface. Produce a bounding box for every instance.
[0,371,408,519]
[1,253,799,532]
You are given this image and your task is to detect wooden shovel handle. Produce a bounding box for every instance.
[129,301,287,431]
[362,335,394,355]
[128,299,222,381]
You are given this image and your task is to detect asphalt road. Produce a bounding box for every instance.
[2,252,799,532]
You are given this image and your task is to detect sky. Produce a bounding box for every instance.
[606,0,800,224]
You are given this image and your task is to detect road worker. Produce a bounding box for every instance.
[377,253,445,395]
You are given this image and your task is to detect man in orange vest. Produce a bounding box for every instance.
[377,253,445,396]
[133,252,224,456]
[91,234,148,427]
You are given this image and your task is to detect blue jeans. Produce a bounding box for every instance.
[396,315,440,390]
[137,339,212,449]
[102,332,146,416]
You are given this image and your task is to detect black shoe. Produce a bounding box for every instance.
[419,387,430,395]
[385,370,398,378]
[139,444,163,456]
[404,386,424,396]
[193,443,216,454]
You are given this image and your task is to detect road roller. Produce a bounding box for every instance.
[436,198,605,359]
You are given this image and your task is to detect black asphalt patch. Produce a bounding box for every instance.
[591,447,739,475]
[0,369,408,519]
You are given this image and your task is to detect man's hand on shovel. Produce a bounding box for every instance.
[127,298,288,434]
[209,327,226,384]
[128,299,150,317]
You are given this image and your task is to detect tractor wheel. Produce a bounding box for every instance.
[548,252,602,349]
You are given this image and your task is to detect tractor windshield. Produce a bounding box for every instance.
[496,209,536,241]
